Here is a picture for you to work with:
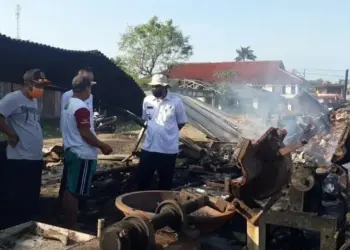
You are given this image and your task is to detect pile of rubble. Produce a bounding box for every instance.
[292,106,350,167]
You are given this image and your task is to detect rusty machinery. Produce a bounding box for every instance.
[100,192,229,250]
[215,127,350,250]
[113,105,350,249]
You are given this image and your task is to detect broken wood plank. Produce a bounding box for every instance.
[97,154,129,161]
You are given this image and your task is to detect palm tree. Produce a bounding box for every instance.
[235,46,257,62]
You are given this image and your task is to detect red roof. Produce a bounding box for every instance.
[166,60,303,85]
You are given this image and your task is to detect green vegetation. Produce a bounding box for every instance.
[235,46,257,62]
[115,16,193,86]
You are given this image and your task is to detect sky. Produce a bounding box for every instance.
[0,0,349,81]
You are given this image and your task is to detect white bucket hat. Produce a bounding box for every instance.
[148,74,169,86]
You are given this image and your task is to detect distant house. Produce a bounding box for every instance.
[313,83,345,96]
[166,60,305,99]
[0,33,144,118]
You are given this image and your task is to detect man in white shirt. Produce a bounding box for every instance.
[60,67,96,129]
[137,74,187,190]
[61,75,112,228]
[58,67,96,213]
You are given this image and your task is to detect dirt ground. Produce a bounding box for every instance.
[43,124,207,152]
[44,133,137,154]
[40,124,206,199]
[38,124,244,249]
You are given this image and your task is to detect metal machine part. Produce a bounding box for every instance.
[231,127,293,201]
[291,166,315,192]
[256,164,349,250]
[101,195,212,250]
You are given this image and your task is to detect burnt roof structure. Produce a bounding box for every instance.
[0,33,145,116]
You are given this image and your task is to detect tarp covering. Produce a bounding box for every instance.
[0,33,145,116]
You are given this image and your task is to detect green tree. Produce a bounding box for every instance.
[235,46,257,62]
[213,70,236,101]
[112,56,151,88]
[118,16,193,77]
[112,56,127,70]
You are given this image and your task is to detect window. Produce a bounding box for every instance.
[272,85,282,93]
[291,85,296,94]
[282,86,286,94]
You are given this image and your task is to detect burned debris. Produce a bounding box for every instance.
[106,91,350,250]
[4,88,350,249]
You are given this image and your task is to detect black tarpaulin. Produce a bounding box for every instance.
[0,33,145,116]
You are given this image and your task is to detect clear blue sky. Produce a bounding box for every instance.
[0,0,349,80]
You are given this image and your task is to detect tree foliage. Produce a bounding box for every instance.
[112,56,150,88]
[213,71,235,101]
[235,46,257,62]
[118,16,193,77]
[112,56,127,70]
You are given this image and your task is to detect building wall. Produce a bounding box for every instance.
[0,82,61,119]
[315,86,343,95]
[262,84,299,99]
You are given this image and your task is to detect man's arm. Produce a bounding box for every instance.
[175,99,187,130]
[141,99,147,121]
[0,94,18,137]
[74,108,104,148]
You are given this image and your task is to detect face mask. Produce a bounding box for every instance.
[152,87,164,98]
[28,87,43,99]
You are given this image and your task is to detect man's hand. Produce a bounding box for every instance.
[100,143,113,155]
[8,133,19,147]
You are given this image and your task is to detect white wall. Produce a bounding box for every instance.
[262,84,299,99]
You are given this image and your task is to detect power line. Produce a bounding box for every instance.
[304,72,344,78]
[303,68,345,72]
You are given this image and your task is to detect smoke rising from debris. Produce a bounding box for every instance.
[214,83,342,167]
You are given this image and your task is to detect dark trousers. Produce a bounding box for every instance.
[58,159,68,203]
[1,159,42,229]
[0,142,7,228]
[137,150,177,190]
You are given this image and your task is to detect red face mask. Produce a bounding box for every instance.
[28,87,43,99]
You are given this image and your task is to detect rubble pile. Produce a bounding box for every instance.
[292,107,350,167]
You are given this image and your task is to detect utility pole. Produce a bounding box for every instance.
[16,4,21,39]
[344,69,349,101]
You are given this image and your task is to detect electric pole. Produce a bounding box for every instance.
[16,4,21,39]
[344,69,349,101]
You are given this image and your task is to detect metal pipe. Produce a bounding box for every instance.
[151,210,179,230]
[101,196,210,250]
[151,196,209,230]
[97,218,105,238]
